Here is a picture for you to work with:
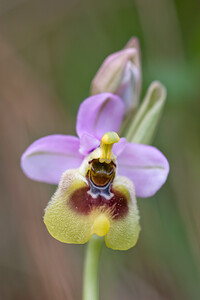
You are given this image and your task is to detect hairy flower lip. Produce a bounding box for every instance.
[44,166,140,250]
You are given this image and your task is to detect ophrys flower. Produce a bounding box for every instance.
[21,93,169,250]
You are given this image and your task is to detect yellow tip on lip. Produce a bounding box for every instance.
[92,214,110,237]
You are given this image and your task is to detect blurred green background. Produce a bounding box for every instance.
[0,0,200,299]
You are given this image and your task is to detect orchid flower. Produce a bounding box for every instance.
[21,93,169,251]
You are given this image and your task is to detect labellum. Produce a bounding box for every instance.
[44,132,140,250]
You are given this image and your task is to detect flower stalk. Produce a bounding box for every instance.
[83,235,103,300]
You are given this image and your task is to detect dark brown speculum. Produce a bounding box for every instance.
[69,186,128,219]
[68,159,129,219]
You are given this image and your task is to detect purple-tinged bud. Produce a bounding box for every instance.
[90,37,141,114]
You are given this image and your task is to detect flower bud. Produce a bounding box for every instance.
[90,37,141,114]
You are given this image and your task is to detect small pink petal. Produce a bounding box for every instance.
[79,133,100,155]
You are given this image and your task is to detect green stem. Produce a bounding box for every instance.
[83,235,103,300]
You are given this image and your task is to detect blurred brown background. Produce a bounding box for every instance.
[0,0,200,299]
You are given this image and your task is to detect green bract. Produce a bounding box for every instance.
[126,81,166,144]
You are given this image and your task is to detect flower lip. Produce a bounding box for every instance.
[44,168,140,250]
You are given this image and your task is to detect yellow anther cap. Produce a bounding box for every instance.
[101,132,120,144]
[100,131,120,163]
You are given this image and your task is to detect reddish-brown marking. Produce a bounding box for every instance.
[68,186,128,220]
